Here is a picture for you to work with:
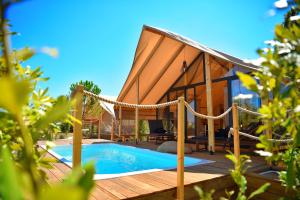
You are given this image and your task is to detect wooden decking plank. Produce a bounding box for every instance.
[44,168,61,183]
[48,167,65,181]
[96,179,139,199]
[117,175,162,193]
[132,173,173,189]
[147,171,177,186]
[91,185,119,200]
[108,177,152,195]
[140,172,177,187]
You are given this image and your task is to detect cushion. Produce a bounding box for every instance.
[157,141,193,154]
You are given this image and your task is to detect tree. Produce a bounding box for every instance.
[70,80,101,119]
[70,80,101,96]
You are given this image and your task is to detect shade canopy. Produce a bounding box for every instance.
[117,25,259,105]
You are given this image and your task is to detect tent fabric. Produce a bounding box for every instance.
[117,25,260,105]
[99,95,117,118]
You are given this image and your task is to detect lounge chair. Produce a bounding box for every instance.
[148,120,175,144]
[187,127,230,151]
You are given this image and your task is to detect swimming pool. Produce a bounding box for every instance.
[49,143,213,179]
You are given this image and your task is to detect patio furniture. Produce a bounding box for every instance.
[187,127,230,151]
[148,120,175,144]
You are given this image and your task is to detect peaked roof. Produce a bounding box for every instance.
[117,25,259,104]
[144,25,259,70]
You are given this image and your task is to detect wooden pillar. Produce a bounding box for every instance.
[232,103,240,160]
[111,119,114,141]
[135,78,139,143]
[177,96,185,200]
[204,53,215,154]
[73,85,84,167]
[98,113,102,139]
[89,121,92,137]
[119,106,122,137]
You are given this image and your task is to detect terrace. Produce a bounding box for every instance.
[43,139,281,200]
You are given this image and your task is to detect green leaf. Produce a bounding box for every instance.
[0,77,31,115]
[286,158,295,188]
[39,185,84,200]
[61,162,95,200]
[269,78,276,90]
[236,72,258,92]
[12,47,35,62]
[0,145,23,200]
[35,96,71,129]
[248,183,270,200]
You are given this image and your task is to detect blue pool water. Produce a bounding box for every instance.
[51,143,212,175]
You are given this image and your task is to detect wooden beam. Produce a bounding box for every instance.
[119,35,165,101]
[204,53,215,154]
[73,85,84,167]
[156,52,203,104]
[211,56,230,71]
[139,44,185,103]
[135,77,139,143]
[232,103,240,160]
[119,106,122,137]
[177,96,185,200]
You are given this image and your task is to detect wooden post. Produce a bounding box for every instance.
[204,53,215,154]
[232,103,240,160]
[98,113,102,139]
[89,121,92,137]
[119,106,122,137]
[177,96,185,200]
[111,119,114,141]
[135,107,139,143]
[135,78,139,143]
[73,85,84,167]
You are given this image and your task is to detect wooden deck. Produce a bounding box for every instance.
[42,139,268,200]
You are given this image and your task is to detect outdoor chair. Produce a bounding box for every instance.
[187,127,230,151]
[148,120,175,144]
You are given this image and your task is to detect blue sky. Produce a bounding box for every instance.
[8,0,286,97]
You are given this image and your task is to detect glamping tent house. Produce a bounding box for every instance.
[115,25,261,152]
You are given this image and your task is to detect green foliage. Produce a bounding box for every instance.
[237,1,300,197]
[226,153,270,200]
[69,80,102,119]
[194,186,215,200]
[70,80,101,96]
[0,1,95,200]
[139,120,149,134]
[195,153,270,200]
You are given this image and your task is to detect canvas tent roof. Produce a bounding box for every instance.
[117,25,259,105]
[99,95,117,118]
